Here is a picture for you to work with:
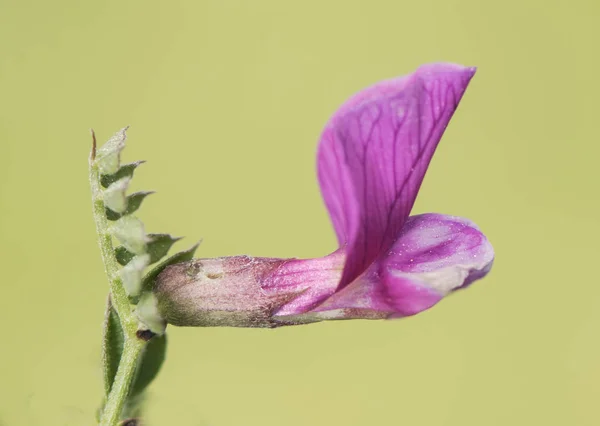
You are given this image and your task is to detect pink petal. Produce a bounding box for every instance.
[285,213,493,321]
[381,213,494,291]
[317,63,476,289]
[379,213,493,316]
[262,251,344,316]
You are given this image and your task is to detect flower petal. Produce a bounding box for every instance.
[317,63,476,288]
[263,251,344,316]
[381,213,494,296]
[285,213,493,321]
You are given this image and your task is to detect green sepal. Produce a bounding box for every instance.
[115,234,182,266]
[140,242,200,295]
[100,161,145,189]
[106,191,154,221]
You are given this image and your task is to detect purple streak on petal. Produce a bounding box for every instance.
[263,250,345,316]
[382,213,494,275]
[306,264,443,318]
[382,276,444,317]
[272,272,393,324]
[299,213,493,319]
[317,63,477,289]
[380,213,494,314]
[310,270,394,313]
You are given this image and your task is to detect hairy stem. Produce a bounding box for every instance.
[89,168,137,333]
[100,338,145,426]
[89,138,146,425]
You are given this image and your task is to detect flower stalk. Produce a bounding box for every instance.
[90,152,139,334]
[89,128,195,425]
[100,338,145,426]
[89,130,149,425]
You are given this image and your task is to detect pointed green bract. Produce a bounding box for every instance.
[121,254,151,297]
[115,246,135,266]
[144,234,183,264]
[115,234,182,266]
[96,127,128,175]
[123,191,154,216]
[141,242,200,294]
[104,177,131,214]
[106,208,121,222]
[101,161,145,189]
[111,216,148,255]
[92,126,191,425]
[106,191,154,221]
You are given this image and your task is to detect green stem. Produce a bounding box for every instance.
[89,142,147,425]
[100,337,145,426]
[89,167,137,334]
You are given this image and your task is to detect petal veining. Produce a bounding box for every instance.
[317,63,477,288]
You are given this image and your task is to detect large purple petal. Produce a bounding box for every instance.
[317,63,477,289]
[277,213,493,322]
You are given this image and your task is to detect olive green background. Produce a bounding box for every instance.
[0,0,597,425]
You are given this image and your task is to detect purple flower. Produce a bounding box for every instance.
[154,63,494,328]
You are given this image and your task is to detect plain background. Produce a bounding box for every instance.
[0,0,598,425]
